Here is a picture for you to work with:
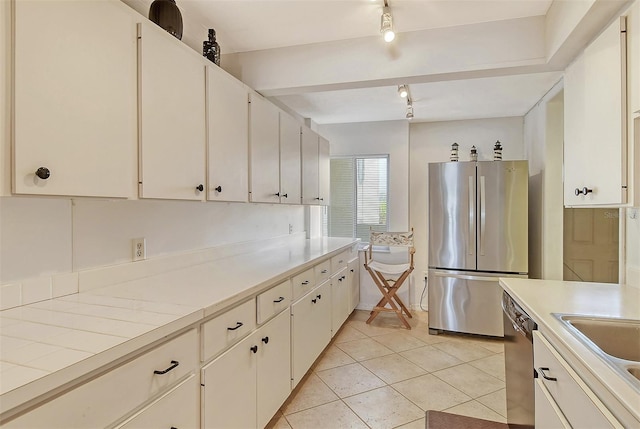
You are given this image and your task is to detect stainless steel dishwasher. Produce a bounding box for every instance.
[502,290,537,429]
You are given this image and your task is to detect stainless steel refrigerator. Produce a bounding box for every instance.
[428,160,528,337]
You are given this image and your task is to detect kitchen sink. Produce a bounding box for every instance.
[555,314,640,389]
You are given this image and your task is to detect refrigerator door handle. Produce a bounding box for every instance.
[468,176,474,255]
[431,271,496,282]
[479,175,486,256]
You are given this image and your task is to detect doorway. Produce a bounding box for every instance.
[563,208,619,283]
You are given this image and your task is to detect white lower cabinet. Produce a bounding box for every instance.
[4,329,198,428]
[116,375,200,428]
[201,310,291,429]
[291,280,332,387]
[347,258,360,313]
[533,331,620,428]
[331,267,350,337]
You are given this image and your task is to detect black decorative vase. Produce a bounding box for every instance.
[149,0,183,40]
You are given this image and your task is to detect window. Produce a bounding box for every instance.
[325,155,389,242]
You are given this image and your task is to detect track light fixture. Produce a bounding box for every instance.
[406,100,414,120]
[380,2,395,43]
[397,85,408,98]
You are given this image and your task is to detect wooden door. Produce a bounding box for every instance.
[279,113,302,204]
[13,0,136,197]
[138,21,206,200]
[256,310,291,428]
[206,65,249,202]
[563,208,619,283]
[249,94,280,203]
[201,333,258,429]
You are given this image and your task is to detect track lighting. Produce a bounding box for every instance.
[406,101,414,120]
[380,6,395,42]
[398,85,408,98]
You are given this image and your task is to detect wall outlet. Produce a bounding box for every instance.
[133,238,146,261]
[289,224,293,234]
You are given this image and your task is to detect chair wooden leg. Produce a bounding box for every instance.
[365,266,413,329]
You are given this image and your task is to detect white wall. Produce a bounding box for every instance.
[523,81,564,280]
[318,120,410,232]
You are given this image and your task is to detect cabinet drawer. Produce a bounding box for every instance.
[533,331,619,428]
[315,259,331,284]
[257,279,292,324]
[331,251,348,273]
[202,299,256,361]
[116,374,199,428]
[534,378,571,429]
[292,267,316,301]
[4,329,198,428]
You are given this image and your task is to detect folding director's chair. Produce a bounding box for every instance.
[364,229,415,329]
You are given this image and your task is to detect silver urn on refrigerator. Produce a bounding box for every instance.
[427,160,528,337]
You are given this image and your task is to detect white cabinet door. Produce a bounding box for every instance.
[564,17,627,206]
[13,0,136,197]
[279,113,302,204]
[138,21,206,200]
[318,136,331,206]
[256,310,292,428]
[249,94,280,203]
[301,126,320,205]
[348,258,360,313]
[117,375,199,429]
[202,333,258,429]
[206,65,249,202]
[534,379,571,429]
[331,267,350,337]
[291,281,332,387]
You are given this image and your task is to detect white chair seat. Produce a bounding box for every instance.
[368,261,411,275]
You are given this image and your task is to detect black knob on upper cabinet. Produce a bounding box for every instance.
[282,193,288,198]
[196,184,204,192]
[582,187,593,195]
[214,186,222,193]
[35,167,50,180]
[275,192,280,197]
[262,336,269,344]
[250,345,258,353]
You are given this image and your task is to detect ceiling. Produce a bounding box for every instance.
[123,0,629,124]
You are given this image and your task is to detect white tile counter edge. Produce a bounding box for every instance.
[0,236,357,419]
[499,278,640,426]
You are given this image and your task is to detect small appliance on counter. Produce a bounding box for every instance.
[427,160,528,337]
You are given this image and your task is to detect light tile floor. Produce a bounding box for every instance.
[267,310,506,429]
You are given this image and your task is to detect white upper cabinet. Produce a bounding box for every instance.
[206,65,249,202]
[138,21,206,201]
[301,127,320,205]
[279,113,302,204]
[249,93,281,203]
[564,17,627,206]
[301,126,330,205]
[13,0,137,198]
[318,136,331,206]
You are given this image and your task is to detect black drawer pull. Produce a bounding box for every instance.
[262,336,269,344]
[250,345,258,353]
[350,269,354,273]
[321,269,328,274]
[312,298,317,303]
[316,294,322,300]
[273,296,285,303]
[538,367,557,381]
[227,322,244,331]
[154,360,179,375]
[301,280,310,285]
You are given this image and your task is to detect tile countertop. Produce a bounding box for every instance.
[0,236,357,417]
[499,278,640,426]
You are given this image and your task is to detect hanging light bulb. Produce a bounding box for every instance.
[398,85,408,98]
[380,7,395,42]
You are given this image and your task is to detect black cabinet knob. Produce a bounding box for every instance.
[250,345,258,353]
[214,185,222,193]
[317,294,322,300]
[283,193,288,198]
[196,184,204,192]
[262,336,269,344]
[311,298,317,303]
[275,192,280,197]
[35,167,50,180]
[575,187,594,196]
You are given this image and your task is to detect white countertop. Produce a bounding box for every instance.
[499,278,640,426]
[0,236,356,417]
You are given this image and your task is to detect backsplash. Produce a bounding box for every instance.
[0,196,305,309]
